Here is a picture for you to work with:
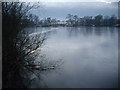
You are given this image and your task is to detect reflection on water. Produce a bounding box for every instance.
[29,27,118,88]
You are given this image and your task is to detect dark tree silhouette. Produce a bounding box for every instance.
[2,2,63,88]
[64,14,118,27]
[94,14,103,26]
[2,2,41,88]
[109,15,117,26]
[66,14,74,26]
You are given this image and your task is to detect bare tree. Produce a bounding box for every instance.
[15,30,63,88]
[2,2,63,88]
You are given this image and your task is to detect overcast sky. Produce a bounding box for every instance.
[28,0,119,20]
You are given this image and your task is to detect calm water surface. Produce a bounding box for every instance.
[27,27,118,88]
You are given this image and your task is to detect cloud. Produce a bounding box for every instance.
[40,1,117,8]
[32,2,117,20]
[17,0,119,3]
[35,0,119,8]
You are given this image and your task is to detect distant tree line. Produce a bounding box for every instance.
[65,14,119,27]
[37,14,120,27]
[38,17,65,27]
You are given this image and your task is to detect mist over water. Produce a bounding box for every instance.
[28,27,118,88]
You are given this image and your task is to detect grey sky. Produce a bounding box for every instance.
[31,1,118,20]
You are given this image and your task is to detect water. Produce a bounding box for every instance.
[26,27,118,88]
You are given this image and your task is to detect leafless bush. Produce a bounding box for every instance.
[15,30,63,87]
[2,2,63,88]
